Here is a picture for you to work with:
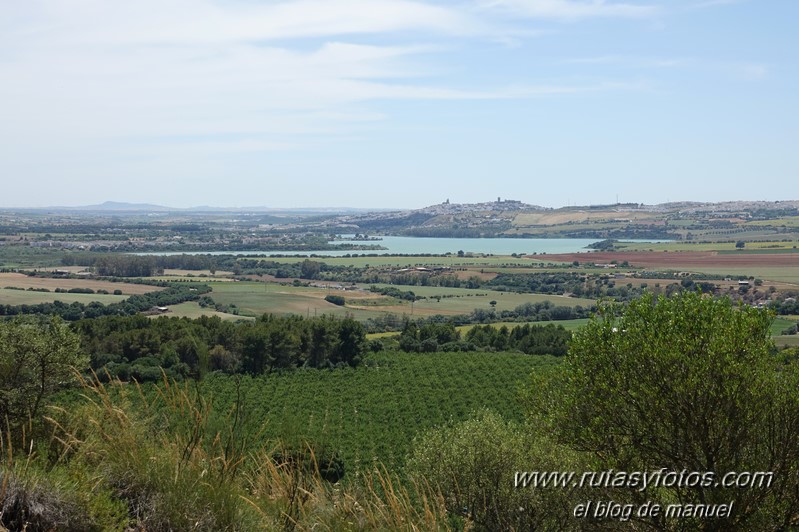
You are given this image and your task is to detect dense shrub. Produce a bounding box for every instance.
[530,291,799,529]
[407,409,583,531]
[323,294,345,306]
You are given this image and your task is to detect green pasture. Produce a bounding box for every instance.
[154,302,253,321]
[0,288,127,306]
[366,283,594,305]
[210,281,597,321]
[615,241,799,252]
[359,284,596,319]
[409,291,595,316]
[0,246,65,269]
[366,331,400,340]
[771,317,799,337]
[209,281,372,319]
[747,217,799,229]
[775,336,799,348]
[674,267,799,285]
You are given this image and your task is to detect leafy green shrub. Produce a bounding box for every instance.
[407,409,582,531]
[537,291,799,529]
[67,287,94,294]
[0,317,88,435]
[324,294,345,306]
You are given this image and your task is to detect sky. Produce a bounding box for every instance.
[1,0,797,209]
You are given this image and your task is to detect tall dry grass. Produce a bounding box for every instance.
[1,370,451,531]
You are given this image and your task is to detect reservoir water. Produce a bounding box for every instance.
[136,236,614,257]
[328,236,603,256]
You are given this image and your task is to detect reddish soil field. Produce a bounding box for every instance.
[535,251,799,268]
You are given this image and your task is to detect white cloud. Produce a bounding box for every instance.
[0,0,652,174]
[478,0,658,20]
[2,0,482,47]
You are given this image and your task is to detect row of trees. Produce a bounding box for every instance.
[73,313,367,380]
[487,271,657,299]
[94,255,163,277]
[465,323,571,355]
[770,298,799,315]
[64,252,221,272]
[360,300,595,334]
[396,320,571,355]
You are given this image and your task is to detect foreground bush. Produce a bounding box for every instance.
[0,316,87,436]
[407,409,585,531]
[532,291,799,530]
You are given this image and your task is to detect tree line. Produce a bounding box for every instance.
[63,253,219,276]
[73,313,366,381]
[396,320,571,355]
[362,300,595,335]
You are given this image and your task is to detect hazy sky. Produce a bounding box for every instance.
[1,0,796,209]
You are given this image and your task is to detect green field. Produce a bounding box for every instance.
[771,317,799,337]
[0,245,66,269]
[0,288,127,306]
[154,301,253,321]
[747,217,799,229]
[209,281,381,320]
[194,351,560,471]
[410,291,594,315]
[776,336,799,347]
[616,241,799,252]
[209,280,596,321]
[680,267,799,285]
